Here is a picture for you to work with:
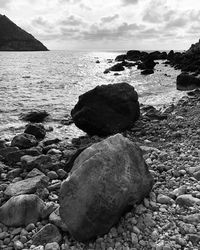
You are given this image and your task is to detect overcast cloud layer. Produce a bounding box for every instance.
[1,0,200,50]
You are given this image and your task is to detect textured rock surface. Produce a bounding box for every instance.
[24,123,46,140]
[59,134,153,241]
[4,175,49,196]
[0,15,48,51]
[32,223,62,245]
[11,133,38,149]
[0,194,47,226]
[71,82,140,136]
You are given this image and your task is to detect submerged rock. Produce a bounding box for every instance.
[0,194,48,226]
[59,134,153,241]
[137,58,156,70]
[71,82,140,136]
[104,63,125,73]
[141,69,154,75]
[21,110,49,123]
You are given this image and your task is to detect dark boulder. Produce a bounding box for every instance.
[126,50,148,61]
[149,51,167,60]
[104,63,125,74]
[115,54,127,61]
[177,73,200,91]
[167,50,175,60]
[21,110,49,123]
[24,123,46,140]
[59,134,153,242]
[141,69,154,75]
[71,82,140,136]
[138,58,156,70]
[121,61,137,68]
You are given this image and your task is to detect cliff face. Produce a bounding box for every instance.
[0,15,48,51]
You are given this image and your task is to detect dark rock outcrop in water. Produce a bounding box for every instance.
[59,134,154,242]
[0,14,48,51]
[71,82,140,136]
[104,63,125,73]
[177,73,200,91]
[20,110,49,123]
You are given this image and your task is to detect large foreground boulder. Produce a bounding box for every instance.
[71,82,140,136]
[177,73,200,91]
[59,134,154,242]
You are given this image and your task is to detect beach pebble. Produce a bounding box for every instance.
[13,240,24,249]
[45,242,60,250]
[176,194,200,207]
[157,194,175,205]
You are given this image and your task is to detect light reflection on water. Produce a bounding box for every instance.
[0,50,185,140]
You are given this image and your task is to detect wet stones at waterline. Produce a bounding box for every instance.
[24,123,46,140]
[71,82,140,136]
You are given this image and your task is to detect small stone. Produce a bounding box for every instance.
[49,208,68,232]
[45,242,60,250]
[176,194,200,207]
[26,223,36,232]
[11,228,22,235]
[187,234,200,245]
[131,232,138,244]
[0,232,9,240]
[47,171,58,180]
[13,240,24,249]
[157,194,174,205]
[11,133,38,149]
[182,214,200,225]
[56,169,67,179]
[32,224,62,246]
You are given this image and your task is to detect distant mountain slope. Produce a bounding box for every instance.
[0,15,48,51]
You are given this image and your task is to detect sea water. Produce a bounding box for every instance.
[0,50,185,140]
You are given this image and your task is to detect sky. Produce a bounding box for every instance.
[1,0,200,51]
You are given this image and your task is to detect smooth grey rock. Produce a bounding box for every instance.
[0,194,48,226]
[59,134,153,241]
[4,175,49,196]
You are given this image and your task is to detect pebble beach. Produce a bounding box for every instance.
[0,89,200,250]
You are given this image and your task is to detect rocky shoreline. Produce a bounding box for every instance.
[0,87,200,249]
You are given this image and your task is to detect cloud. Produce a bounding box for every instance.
[142,0,175,23]
[121,0,138,5]
[80,22,144,40]
[165,17,188,29]
[101,14,119,24]
[59,0,81,4]
[0,0,12,8]
[59,15,84,26]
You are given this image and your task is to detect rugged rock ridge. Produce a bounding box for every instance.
[0,14,48,51]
